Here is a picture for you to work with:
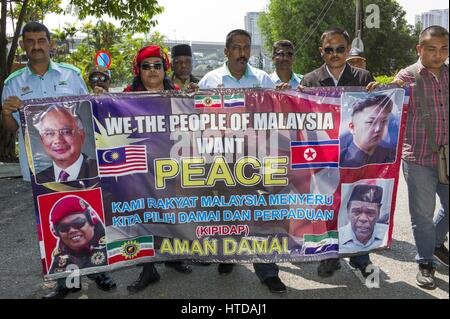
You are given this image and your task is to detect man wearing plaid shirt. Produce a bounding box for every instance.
[394,25,449,289]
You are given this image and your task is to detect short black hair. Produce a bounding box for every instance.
[419,25,449,45]
[22,21,51,41]
[351,95,393,117]
[225,29,251,48]
[272,40,295,56]
[320,27,351,46]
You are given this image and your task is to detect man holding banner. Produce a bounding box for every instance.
[394,25,449,289]
[199,29,287,294]
[301,27,375,279]
[1,21,116,299]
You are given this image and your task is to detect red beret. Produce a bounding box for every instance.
[133,45,170,76]
[51,195,90,225]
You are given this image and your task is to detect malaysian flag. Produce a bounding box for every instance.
[97,145,148,177]
[290,140,339,169]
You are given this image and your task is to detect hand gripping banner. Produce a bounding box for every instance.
[20,87,408,279]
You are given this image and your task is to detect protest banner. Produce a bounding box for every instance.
[20,87,408,279]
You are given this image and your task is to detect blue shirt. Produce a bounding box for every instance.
[1,61,89,181]
[339,222,388,253]
[199,62,275,89]
[270,71,303,88]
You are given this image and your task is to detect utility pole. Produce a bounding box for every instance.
[354,0,364,50]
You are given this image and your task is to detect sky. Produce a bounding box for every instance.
[6,0,449,41]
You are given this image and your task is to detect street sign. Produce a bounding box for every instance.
[95,50,112,69]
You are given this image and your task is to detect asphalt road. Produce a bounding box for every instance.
[0,162,448,299]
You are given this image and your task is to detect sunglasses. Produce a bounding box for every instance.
[89,75,109,83]
[275,51,294,58]
[141,62,163,71]
[41,128,76,139]
[323,46,347,55]
[57,217,87,233]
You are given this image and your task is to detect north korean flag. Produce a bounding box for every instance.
[290,141,339,169]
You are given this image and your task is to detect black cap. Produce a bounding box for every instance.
[348,47,365,59]
[171,44,192,58]
[349,184,383,204]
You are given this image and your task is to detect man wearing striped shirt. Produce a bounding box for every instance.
[394,25,449,289]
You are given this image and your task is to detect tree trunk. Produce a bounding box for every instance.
[0,0,28,162]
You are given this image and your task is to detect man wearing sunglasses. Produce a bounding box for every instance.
[48,195,115,291]
[301,28,374,87]
[88,66,111,93]
[34,106,98,184]
[300,28,375,280]
[270,40,303,88]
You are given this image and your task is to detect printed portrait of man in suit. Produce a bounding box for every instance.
[32,105,98,184]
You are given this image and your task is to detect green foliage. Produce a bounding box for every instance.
[259,0,419,76]
[53,21,168,89]
[66,0,164,34]
[374,75,395,84]
[8,0,63,23]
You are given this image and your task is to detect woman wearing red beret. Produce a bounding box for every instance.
[125,45,192,293]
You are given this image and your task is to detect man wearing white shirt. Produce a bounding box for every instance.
[199,30,275,90]
[199,30,286,294]
[34,106,98,184]
[270,40,303,88]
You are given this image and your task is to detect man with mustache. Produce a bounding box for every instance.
[1,22,89,182]
[199,29,274,89]
[199,30,286,294]
[171,44,199,89]
[300,28,375,279]
[339,184,388,254]
[34,106,98,184]
[340,94,396,167]
[270,40,302,87]
[1,21,116,299]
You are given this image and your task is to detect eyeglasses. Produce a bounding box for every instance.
[275,51,294,58]
[141,62,163,71]
[323,46,347,55]
[57,217,88,233]
[41,128,76,139]
[89,75,109,83]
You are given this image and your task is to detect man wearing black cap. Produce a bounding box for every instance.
[340,94,396,168]
[171,44,199,89]
[347,48,367,70]
[339,184,388,257]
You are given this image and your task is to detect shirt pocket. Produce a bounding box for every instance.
[54,85,75,96]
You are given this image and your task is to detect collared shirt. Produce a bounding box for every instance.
[339,222,388,253]
[53,154,84,182]
[171,73,199,89]
[395,59,449,168]
[1,60,89,181]
[325,65,346,86]
[301,63,374,88]
[199,62,275,89]
[270,71,303,88]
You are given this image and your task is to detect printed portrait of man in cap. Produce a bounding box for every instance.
[48,194,107,274]
[31,105,98,184]
[339,94,397,168]
[338,183,390,254]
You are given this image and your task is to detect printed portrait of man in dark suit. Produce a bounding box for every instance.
[33,106,98,183]
[340,95,397,168]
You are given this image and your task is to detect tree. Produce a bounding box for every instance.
[0,0,164,162]
[259,0,418,76]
